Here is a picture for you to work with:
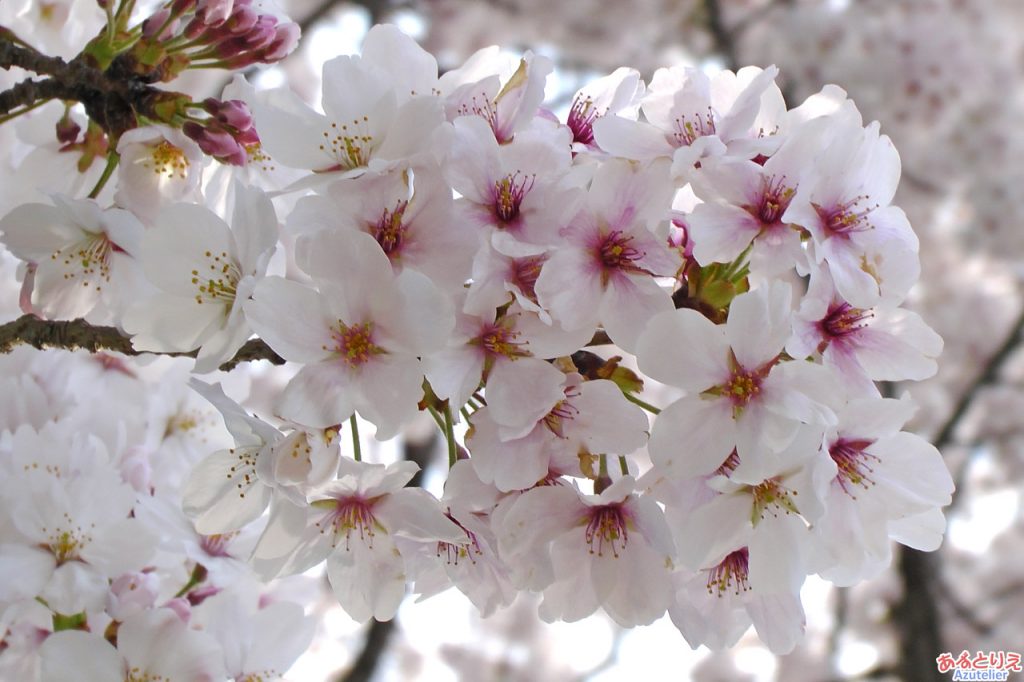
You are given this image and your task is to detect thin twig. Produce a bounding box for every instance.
[702,0,739,71]
[0,314,284,371]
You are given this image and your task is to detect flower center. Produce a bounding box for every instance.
[508,255,545,305]
[754,176,795,225]
[584,504,629,558]
[568,95,598,145]
[748,478,800,526]
[492,172,534,225]
[373,200,409,256]
[706,548,751,596]
[436,514,483,566]
[320,497,379,550]
[190,249,241,305]
[42,515,90,564]
[227,446,259,500]
[598,230,645,272]
[320,117,375,170]
[724,368,761,408]
[813,195,878,237]
[829,438,879,497]
[543,387,581,438]
[672,108,716,147]
[51,233,119,292]
[821,302,873,338]
[330,321,384,368]
[144,140,189,179]
[477,319,529,360]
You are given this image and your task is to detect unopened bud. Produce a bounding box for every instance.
[260,22,299,62]
[225,5,258,34]
[55,112,81,145]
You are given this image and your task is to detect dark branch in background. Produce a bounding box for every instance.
[0,314,284,371]
[893,549,945,682]
[932,306,1024,452]
[887,309,1024,682]
[702,0,739,71]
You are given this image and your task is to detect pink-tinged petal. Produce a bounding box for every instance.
[321,55,393,124]
[486,358,565,433]
[592,115,673,161]
[852,323,940,382]
[726,281,792,370]
[124,293,226,353]
[279,363,356,428]
[595,538,672,627]
[250,499,330,579]
[497,484,581,557]
[251,90,340,171]
[297,230,393,303]
[440,116,502,204]
[120,609,226,681]
[674,493,753,570]
[0,203,81,260]
[763,361,838,427]
[142,204,233,296]
[568,379,649,455]
[870,433,953,511]
[636,308,729,392]
[230,183,278,274]
[377,487,464,542]
[425,347,484,409]
[688,201,761,266]
[326,542,406,622]
[628,494,676,557]
[40,631,122,682]
[467,410,549,491]
[374,96,445,162]
[245,277,335,363]
[838,396,916,440]
[81,518,156,576]
[352,355,425,440]
[822,342,876,396]
[515,310,595,360]
[380,268,455,356]
[747,516,805,595]
[360,24,438,99]
[600,273,674,353]
[858,131,901,209]
[747,591,805,655]
[648,395,736,479]
[587,158,674,228]
[0,544,56,602]
[888,508,947,552]
[821,239,881,309]
[183,447,271,534]
[534,248,602,332]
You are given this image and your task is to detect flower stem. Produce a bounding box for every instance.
[623,392,661,414]
[87,149,119,199]
[618,455,630,476]
[0,96,51,124]
[443,404,457,468]
[349,414,361,462]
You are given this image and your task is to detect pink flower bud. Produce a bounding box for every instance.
[198,0,233,25]
[163,597,192,622]
[226,5,258,34]
[260,22,299,62]
[107,572,160,621]
[210,98,253,130]
[55,115,81,145]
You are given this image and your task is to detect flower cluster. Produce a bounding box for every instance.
[0,349,314,681]
[0,20,953,666]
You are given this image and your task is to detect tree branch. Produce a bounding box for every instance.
[0,314,284,371]
[0,39,68,76]
[894,548,946,682]
[932,307,1024,451]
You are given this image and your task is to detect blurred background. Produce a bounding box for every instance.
[252,1,1024,680]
